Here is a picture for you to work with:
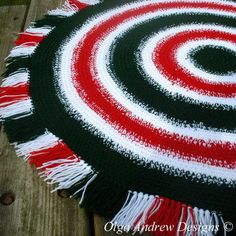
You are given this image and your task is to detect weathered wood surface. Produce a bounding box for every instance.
[0,1,135,236]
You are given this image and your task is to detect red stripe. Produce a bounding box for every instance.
[29,141,79,169]
[68,0,89,10]
[142,198,195,236]
[189,207,198,236]
[15,33,45,46]
[71,2,236,166]
[14,1,90,47]
[0,83,29,107]
[145,198,175,235]
[154,30,236,97]
[2,0,91,109]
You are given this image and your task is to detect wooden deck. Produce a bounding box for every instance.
[0,1,134,235]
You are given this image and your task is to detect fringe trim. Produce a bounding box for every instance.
[0,70,29,108]
[1,70,29,87]
[39,159,95,194]
[6,45,36,59]
[0,0,98,207]
[0,99,33,120]
[6,130,230,236]
[15,131,59,159]
[0,69,31,120]
[76,0,101,4]
[12,130,96,197]
[1,2,231,233]
[15,33,46,47]
[48,0,101,17]
[0,26,51,121]
[0,1,95,122]
[112,191,226,236]
[24,26,53,35]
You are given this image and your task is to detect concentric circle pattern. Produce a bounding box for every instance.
[29,0,236,212]
[56,0,236,174]
[2,0,236,228]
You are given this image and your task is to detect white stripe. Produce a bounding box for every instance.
[78,0,101,4]
[61,6,236,141]
[26,27,53,35]
[7,45,36,59]
[0,99,33,120]
[56,43,236,183]
[112,191,221,235]
[97,23,236,139]
[55,1,236,182]
[48,0,101,16]
[48,9,76,17]
[15,131,59,158]
[111,191,156,228]
[40,159,94,193]
[140,25,236,106]
[177,39,236,84]
[1,70,29,87]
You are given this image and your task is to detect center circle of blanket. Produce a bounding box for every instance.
[1,0,236,235]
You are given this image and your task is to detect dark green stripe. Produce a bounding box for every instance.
[34,15,67,28]
[3,57,30,77]
[67,173,128,218]
[27,0,236,219]
[111,13,236,130]
[190,45,236,75]
[4,115,44,143]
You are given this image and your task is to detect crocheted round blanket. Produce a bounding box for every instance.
[1,0,235,235]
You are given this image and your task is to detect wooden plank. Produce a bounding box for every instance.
[0,131,92,236]
[94,215,139,236]
[0,5,31,236]
[0,1,92,236]
[24,0,64,29]
[94,214,151,235]
[0,0,30,7]
[0,5,27,75]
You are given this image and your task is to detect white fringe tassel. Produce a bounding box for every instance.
[25,26,53,35]
[0,70,31,120]
[73,173,97,204]
[12,130,97,200]
[15,131,59,160]
[112,191,222,236]
[5,26,53,60]
[1,70,29,87]
[78,0,101,4]
[0,99,33,120]
[48,8,76,17]
[6,45,36,59]
[48,1,78,17]
[112,191,155,231]
[39,158,95,194]
[12,129,97,203]
[48,0,101,17]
